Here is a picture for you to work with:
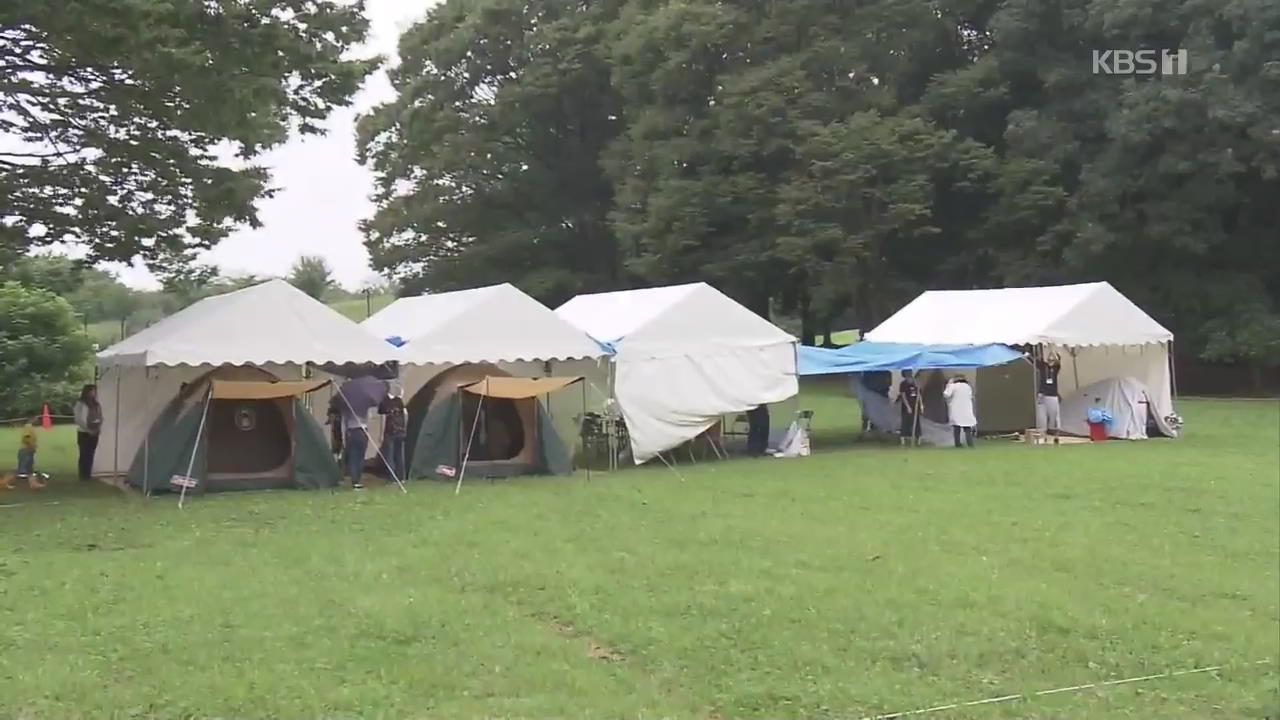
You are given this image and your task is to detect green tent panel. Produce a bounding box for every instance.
[407,391,574,481]
[127,395,339,495]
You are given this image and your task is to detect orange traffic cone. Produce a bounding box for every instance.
[41,404,52,430]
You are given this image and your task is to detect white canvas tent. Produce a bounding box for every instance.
[94,279,401,477]
[360,283,609,456]
[556,282,799,463]
[865,282,1177,435]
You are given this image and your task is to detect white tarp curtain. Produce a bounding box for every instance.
[96,279,401,368]
[557,283,800,464]
[361,283,605,365]
[865,282,1176,432]
[615,344,798,463]
[853,382,955,447]
[1060,376,1176,440]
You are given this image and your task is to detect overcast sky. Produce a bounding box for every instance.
[113,0,438,290]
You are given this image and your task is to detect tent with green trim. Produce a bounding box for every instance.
[127,368,341,495]
[407,364,581,483]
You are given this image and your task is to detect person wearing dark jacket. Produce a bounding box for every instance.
[746,404,770,456]
[326,394,344,460]
[72,384,103,481]
[378,383,408,481]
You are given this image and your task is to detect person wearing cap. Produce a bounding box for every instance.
[378,381,408,482]
[943,375,977,448]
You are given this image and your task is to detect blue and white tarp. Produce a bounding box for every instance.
[797,342,1022,376]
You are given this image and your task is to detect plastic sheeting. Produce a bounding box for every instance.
[798,342,1022,375]
[851,382,956,446]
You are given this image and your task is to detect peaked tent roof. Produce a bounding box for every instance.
[864,282,1172,347]
[555,282,795,356]
[97,279,402,368]
[360,283,605,364]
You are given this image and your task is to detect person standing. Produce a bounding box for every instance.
[378,382,408,481]
[943,375,977,448]
[897,370,922,446]
[1036,351,1062,445]
[342,404,370,489]
[325,394,344,461]
[73,384,103,481]
[746,404,770,457]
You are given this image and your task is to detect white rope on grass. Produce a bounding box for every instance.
[862,659,1274,720]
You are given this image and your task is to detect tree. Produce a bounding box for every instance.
[0,281,93,418]
[359,0,626,305]
[289,255,335,300]
[1,0,374,268]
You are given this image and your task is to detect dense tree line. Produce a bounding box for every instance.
[360,0,1279,371]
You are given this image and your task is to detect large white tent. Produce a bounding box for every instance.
[865,282,1176,436]
[94,279,401,476]
[556,282,799,463]
[361,283,609,448]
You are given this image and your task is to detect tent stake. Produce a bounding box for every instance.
[178,387,212,510]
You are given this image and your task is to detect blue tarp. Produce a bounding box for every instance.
[797,342,1023,376]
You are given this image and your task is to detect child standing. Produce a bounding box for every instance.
[16,419,47,490]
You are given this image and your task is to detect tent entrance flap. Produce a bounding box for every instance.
[209,379,331,400]
[460,376,583,399]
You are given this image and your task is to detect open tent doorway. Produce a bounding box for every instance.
[127,367,341,494]
[406,364,580,481]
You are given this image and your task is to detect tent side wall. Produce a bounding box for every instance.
[409,394,463,479]
[292,399,342,489]
[1058,344,1172,422]
[126,397,208,493]
[975,361,1035,433]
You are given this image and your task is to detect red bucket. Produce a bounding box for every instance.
[1087,421,1108,442]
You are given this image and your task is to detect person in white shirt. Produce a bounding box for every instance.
[942,375,977,448]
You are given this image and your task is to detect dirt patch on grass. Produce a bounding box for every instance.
[539,613,626,662]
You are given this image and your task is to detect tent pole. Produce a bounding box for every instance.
[1168,341,1179,401]
[178,387,212,510]
[456,379,486,495]
[336,385,407,494]
[656,452,685,482]
[582,380,589,482]
[143,367,151,495]
[1070,346,1080,392]
[112,367,121,476]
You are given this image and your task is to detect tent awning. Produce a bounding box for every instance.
[460,376,583,399]
[210,379,331,400]
[797,342,1023,376]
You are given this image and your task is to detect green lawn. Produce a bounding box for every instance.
[1,388,1276,719]
[329,293,395,322]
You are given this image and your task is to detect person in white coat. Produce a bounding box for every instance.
[943,375,977,448]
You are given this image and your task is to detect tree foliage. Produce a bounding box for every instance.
[0,0,374,267]
[359,0,626,305]
[0,281,93,418]
[355,0,1275,365]
[288,255,335,300]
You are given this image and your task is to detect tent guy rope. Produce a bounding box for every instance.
[860,659,1273,720]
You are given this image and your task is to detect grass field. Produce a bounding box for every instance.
[1,387,1276,719]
